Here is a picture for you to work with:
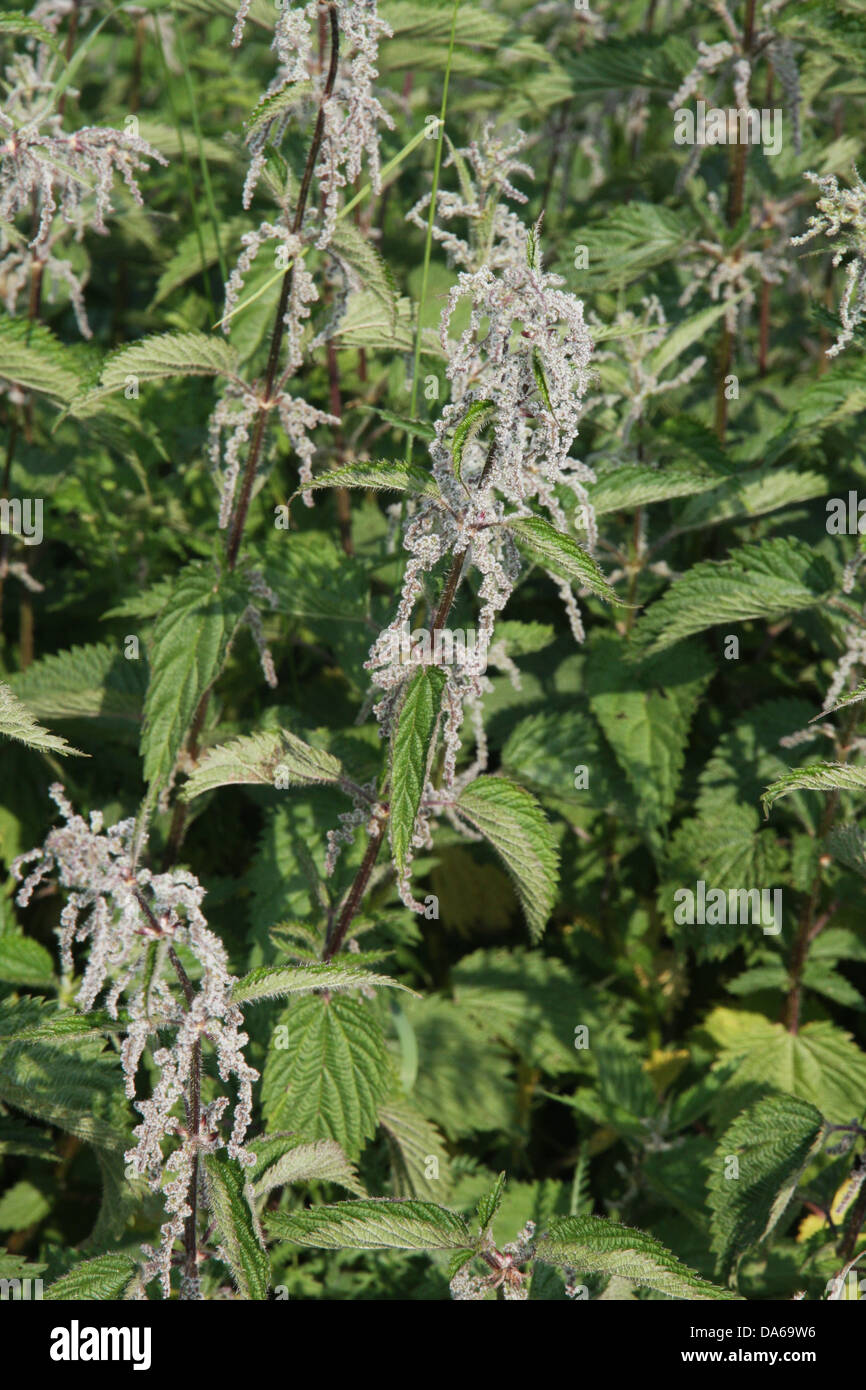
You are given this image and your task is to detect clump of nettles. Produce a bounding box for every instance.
[232,0,393,231]
[12,786,257,1298]
[352,195,594,909]
[791,169,866,357]
[0,6,166,337]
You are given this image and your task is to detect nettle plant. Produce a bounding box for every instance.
[1,0,866,1303]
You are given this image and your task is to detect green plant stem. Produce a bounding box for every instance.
[171,0,228,288]
[56,0,80,122]
[154,8,217,322]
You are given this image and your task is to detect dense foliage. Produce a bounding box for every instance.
[1,0,866,1304]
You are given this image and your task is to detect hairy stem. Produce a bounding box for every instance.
[225,2,340,570]
[323,817,387,962]
[165,5,341,861]
[783,708,859,1031]
[326,340,354,556]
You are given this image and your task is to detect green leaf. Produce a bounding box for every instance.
[357,405,436,442]
[822,680,866,717]
[801,960,865,1011]
[703,1009,866,1125]
[251,1138,365,1200]
[0,684,86,758]
[634,538,836,656]
[0,1005,129,1151]
[232,961,419,1006]
[0,935,55,988]
[263,530,371,622]
[44,1254,137,1301]
[203,1155,270,1301]
[152,216,248,307]
[0,314,81,403]
[0,1180,50,1232]
[708,1094,826,1283]
[506,515,620,604]
[566,33,695,96]
[828,823,866,878]
[378,1099,451,1200]
[451,399,495,481]
[292,460,439,502]
[182,728,344,801]
[587,634,713,842]
[501,706,631,814]
[588,463,726,517]
[389,666,447,874]
[403,995,515,1140]
[763,762,866,815]
[140,563,246,794]
[78,331,239,408]
[532,348,554,416]
[454,776,559,941]
[0,12,62,54]
[645,301,733,378]
[267,1197,474,1252]
[451,948,594,1076]
[261,994,391,1158]
[674,467,826,534]
[246,78,315,137]
[329,221,398,319]
[9,643,148,727]
[476,1171,506,1233]
[534,1215,735,1300]
[577,203,691,287]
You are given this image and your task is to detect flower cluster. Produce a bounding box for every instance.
[406,123,533,273]
[211,3,392,519]
[791,170,866,357]
[12,786,258,1298]
[357,223,594,908]
[0,20,166,337]
[589,295,707,443]
[232,0,394,242]
[449,1222,536,1301]
[680,231,787,335]
[669,7,801,186]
